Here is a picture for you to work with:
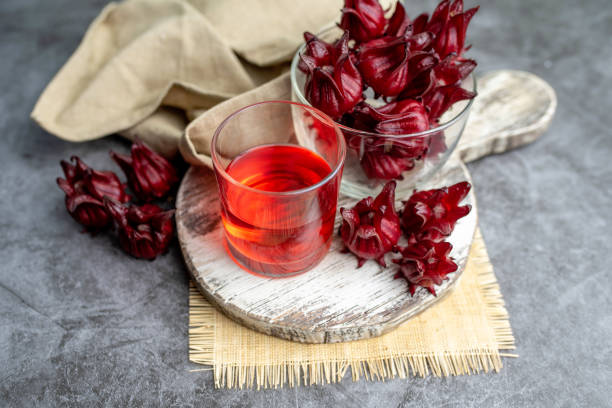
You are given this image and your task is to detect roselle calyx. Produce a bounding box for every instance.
[340,0,386,42]
[401,181,471,241]
[358,36,411,97]
[353,99,430,135]
[411,13,429,35]
[340,181,401,267]
[347,100,431,180]
[393,180,471,295]
[393,239,457,295]
[385,3,411,37]
[360,151,418,181]
[304,65,346,119]
[301,32,363,119]
[298,32,333,73]
[110,140,178,201]
[56,156,129,230]
[333,32,364,115]
[412,0,479,58]
[432,1,479,59]
[423,83,475,123]
[433,55,476,86]
[357,140,428,180]
[104,198,175,260]
[60,156,129,203]
[422,0,451,36]
[397,55,476,106]
[57,178,111,230]
[357,32,439,98]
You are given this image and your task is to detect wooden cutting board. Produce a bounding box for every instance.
[176,70,556,343]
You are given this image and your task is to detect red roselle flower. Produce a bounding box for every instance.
[434,55,477,87]
[355,134,429,182]
[303,65,346,119]
[334,32,364,114]
[298,32,333,73]
[419,0,479,59]
[424,130,448,161]
[358,34,436,97]
[357,37,409,97]
[423,83,475,123]
[110,141,178,201]
[60,156,129,203]
[56,156,129,230]
[420,56,476,123]
[396,69,436,100]
[301,32,363,119]
[399,53,476,99]
[340,181,401,267]
[57,179,111,230]
[346,100,431,180]
[435,2,479,59]
[385,3,411,37]
[104,198,175,260]
[340,0,386,42]
[393,239,457,295]
[401,181,471,241]
[411,13,429,35]
[360,151,418,181]
[399,65,476,126]
[352,99,430,135]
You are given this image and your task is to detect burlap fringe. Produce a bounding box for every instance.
[188,236,516,389]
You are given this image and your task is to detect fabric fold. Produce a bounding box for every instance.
[31,0,340,159]
[31,0,254,146]
[185,0,342,67]
[180,72,291,166]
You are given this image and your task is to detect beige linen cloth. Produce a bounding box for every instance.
[31,0,341,159]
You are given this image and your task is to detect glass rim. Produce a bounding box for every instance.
[211,100,346,197]
[290,26,477,140]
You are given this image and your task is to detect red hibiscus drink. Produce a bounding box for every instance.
[211,101,346,277]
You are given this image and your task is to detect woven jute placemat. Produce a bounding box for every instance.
[188,229,516,389]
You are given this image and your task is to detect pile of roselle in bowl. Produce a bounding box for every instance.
[291,0,478,198]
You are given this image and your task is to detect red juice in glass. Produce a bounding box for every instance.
[211,101,345,277]
[221,144,336,275]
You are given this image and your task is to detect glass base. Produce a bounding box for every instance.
[223,235,332,278]
[339,132,463,199]
[340,158,448,199]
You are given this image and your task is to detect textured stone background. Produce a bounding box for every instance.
[1,0,611,406]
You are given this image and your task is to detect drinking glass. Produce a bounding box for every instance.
[211,101,346,277]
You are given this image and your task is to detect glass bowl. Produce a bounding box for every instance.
[290,26,477,199]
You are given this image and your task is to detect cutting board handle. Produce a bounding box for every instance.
[457,70,557,162]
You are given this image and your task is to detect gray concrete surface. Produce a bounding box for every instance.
[1,0,611,406]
